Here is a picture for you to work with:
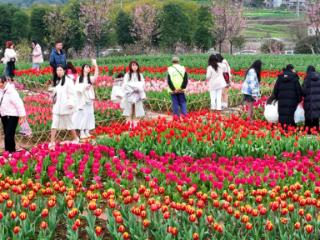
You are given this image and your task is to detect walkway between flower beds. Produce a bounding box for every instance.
[0,106,243,153]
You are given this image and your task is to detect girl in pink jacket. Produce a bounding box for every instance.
[31,40,43,70]
[0,76,26,152]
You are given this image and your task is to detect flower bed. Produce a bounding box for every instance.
[0,142,319,239]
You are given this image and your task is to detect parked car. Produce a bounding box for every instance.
[284,50,294,55]
[234,50,257,55]
[100,48,122,57]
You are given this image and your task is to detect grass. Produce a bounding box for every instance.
[244,8,304,39]
[244,24,292,39]
[244,8,303,19]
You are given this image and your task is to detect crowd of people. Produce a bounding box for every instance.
[0,39,320,153]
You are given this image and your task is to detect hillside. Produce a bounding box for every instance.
[0,0,68,7]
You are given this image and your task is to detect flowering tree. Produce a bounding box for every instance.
[307,0,320,37]
[131,4,158,50]
[44,7,70,47]
[211,0,246,53]
[80,0,113,57]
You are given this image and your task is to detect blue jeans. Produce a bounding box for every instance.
[171,93,187,116]
[32,63,40,70]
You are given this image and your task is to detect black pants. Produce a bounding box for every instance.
[52,67,58,83]
[305,118,319,133]
[1,116,19,153]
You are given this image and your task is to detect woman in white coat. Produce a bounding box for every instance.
[0,76,26,152]
[206,54,227,111]
[2,41,17,79]
[73,59,99,139]
[216,54,232,108]
[50,65,78,148]
[122,61,146,121]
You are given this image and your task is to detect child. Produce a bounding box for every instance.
[111,72,124,104]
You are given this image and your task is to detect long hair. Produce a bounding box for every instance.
[32,40,38,46]
[0,75,7,84]
[54,65,66,87]
[215,53,224,63]
[79,64,92,84]
[67,62,77,74]
[208,54,219,71]
[128,60,141,81]
[246,60,262,82]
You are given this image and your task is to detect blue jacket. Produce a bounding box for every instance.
[241,69,260,98]
[49,48,67,69]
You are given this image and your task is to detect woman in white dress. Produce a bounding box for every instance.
[73,59,99,139]
[50,65,78,148]
[206,54,227,111]
[216,54,232,108]
[122,61,146,123]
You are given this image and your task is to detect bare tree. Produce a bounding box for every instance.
[211,0,246,54]
[131,4,158,51]
[80,0,113,57]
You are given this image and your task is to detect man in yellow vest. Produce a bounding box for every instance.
[167,56,188,116]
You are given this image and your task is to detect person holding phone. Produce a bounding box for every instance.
[73,59,99,139]
[50,65,78,149]
[0,76,26,153]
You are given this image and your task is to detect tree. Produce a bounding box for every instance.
[0,4,19,49]
[211,0,246,54]
[12,10,30,43]
[80,0,113,57]
[261,39,285,54]
[115,10,134,46]
[64,0,85,53]
[44,7,70,48]
[131,4,158,50]
[194,6,214,51]
[159,3,191,51]
[307,0,320,37]
[232,35,245,51]
[306,0,320,52]
[30,6,50,48]
[295,36,320,54]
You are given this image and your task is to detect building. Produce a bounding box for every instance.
[264,0,306,9]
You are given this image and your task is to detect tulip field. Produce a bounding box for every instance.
[0,54,320,239]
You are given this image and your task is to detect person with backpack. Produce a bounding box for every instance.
[167,56,188,117]
[302,66,320,133]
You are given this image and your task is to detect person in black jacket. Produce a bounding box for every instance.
[49,40,67,83]
[267,64,302,128]
[302,65,320,133]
